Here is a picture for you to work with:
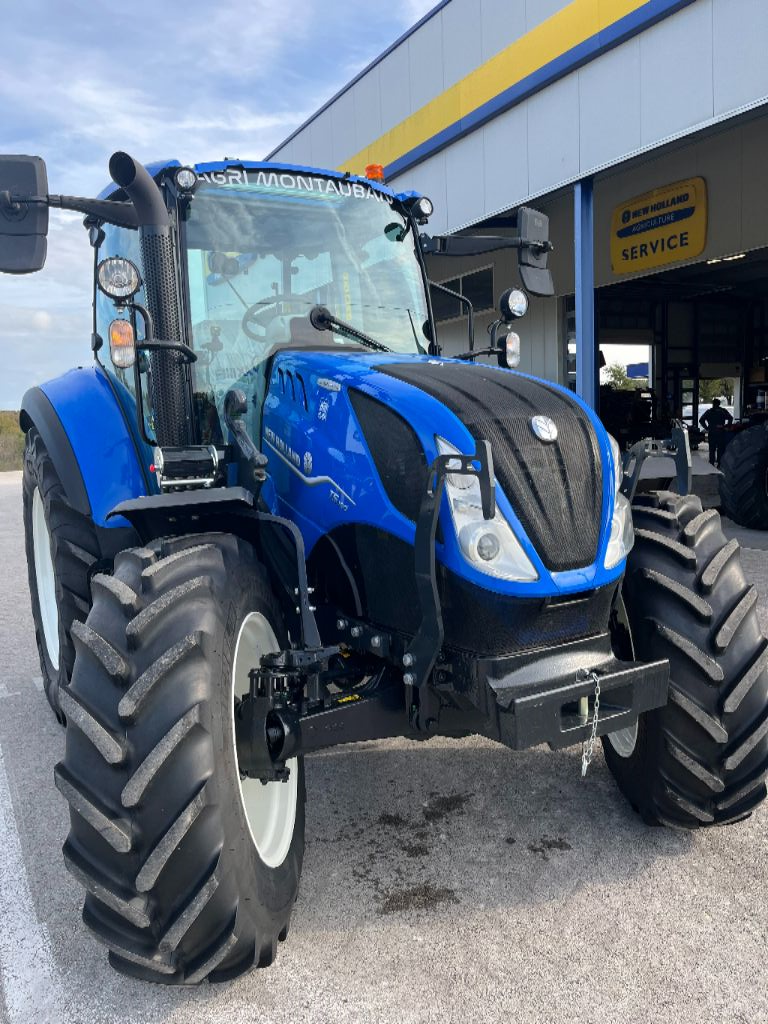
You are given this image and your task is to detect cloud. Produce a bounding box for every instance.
[398,0,442,25]
[0,0,429,408]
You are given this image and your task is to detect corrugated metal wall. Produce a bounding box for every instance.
[269,0,768,381]
[272,0,768,234]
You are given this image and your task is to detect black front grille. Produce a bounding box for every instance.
[379,362,603,572]
[348,389,427,523]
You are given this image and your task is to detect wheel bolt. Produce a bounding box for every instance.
[336,618,348,631]
[371,635,381,648]
[351,626,363,638]
[402,653,414,667]
[403,672,415,686]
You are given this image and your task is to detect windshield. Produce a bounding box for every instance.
[183,171,429,441]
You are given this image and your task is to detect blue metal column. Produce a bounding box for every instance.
[574,177,597,408]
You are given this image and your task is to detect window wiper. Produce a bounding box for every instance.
[309,305,391,352]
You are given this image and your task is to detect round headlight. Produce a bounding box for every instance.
[459,522,503,564]
[97,257,141,301]
[476,531,501,562]
[499,288,529,321]
[174,167,198,192]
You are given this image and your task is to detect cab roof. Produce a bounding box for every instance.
[98,158,419,204]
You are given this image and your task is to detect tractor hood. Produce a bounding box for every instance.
[375,359,605,573]
[265,350,617,588]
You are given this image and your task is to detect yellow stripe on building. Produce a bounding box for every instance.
[341,0,651,175]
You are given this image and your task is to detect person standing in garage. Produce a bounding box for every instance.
[700,398,733,467]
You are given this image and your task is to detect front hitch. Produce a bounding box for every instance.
[235,645,339,782]
[235,656,408,779]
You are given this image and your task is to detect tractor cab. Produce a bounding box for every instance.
[181,167,430,444]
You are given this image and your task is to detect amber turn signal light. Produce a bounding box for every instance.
[109,318,136,369]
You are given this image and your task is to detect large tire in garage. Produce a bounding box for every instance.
[22,426,100,720]
[719,423,768,529]
[55,533,305,984]
[604,491,768,829]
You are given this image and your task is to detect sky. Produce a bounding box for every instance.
[0,0,436,409]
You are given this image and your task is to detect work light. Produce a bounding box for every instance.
[499,288,529,320]
[174,167,198,192]
[96,257,141,301]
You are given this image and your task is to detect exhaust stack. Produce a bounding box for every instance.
[109,151,190,447]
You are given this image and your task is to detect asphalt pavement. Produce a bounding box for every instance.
[1,469,767,1024]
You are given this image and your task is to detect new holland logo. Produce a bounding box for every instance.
[530,415,558,443]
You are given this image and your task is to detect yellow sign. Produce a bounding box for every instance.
[611,177,707,274]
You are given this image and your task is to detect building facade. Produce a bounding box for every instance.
[269,0,768,429]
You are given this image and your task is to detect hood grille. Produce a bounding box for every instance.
[348,388,427,523]
[379,362,603,572]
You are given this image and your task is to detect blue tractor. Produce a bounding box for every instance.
[2,152,767,984]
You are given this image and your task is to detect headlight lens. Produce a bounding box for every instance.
[437,438,538,582]
[608,434,623,492]
[604,434,634,569]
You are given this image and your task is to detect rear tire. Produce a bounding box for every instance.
[719,423,768,529]
[604,491,768,828]
[22,427,100,720]
[56,533,304,984]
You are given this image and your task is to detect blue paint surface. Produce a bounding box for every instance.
[40,366,149,527]
[262,351,622,598]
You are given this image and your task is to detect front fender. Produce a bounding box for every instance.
[20,365,151,528]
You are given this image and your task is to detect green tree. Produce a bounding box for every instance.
[604,363,647,391]
[699,378,734,403]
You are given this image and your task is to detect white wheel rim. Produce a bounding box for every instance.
[231,612,297,869]
[32,487,59,669]
[607,720,638,758]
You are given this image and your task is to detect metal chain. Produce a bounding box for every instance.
[580,672,601,777]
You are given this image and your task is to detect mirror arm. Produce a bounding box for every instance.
[0,191,138,229]
[50,195,139,228]
[420,234,553,257]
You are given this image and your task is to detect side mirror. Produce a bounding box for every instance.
[517,206,554,297]
[0,156,49,273]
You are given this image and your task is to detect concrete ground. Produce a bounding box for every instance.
[1,468,767,1024]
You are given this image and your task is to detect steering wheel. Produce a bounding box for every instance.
[241,295,295,341]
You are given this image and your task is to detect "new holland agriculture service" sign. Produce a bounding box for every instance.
[611,177,707,274]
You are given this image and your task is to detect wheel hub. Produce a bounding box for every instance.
[32,487,59,669]
[607,719,639,758]
[231,612,298,869]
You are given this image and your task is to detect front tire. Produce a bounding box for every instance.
[56,533,304,984]
[604,491,768,828]
[22,427,100,719]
